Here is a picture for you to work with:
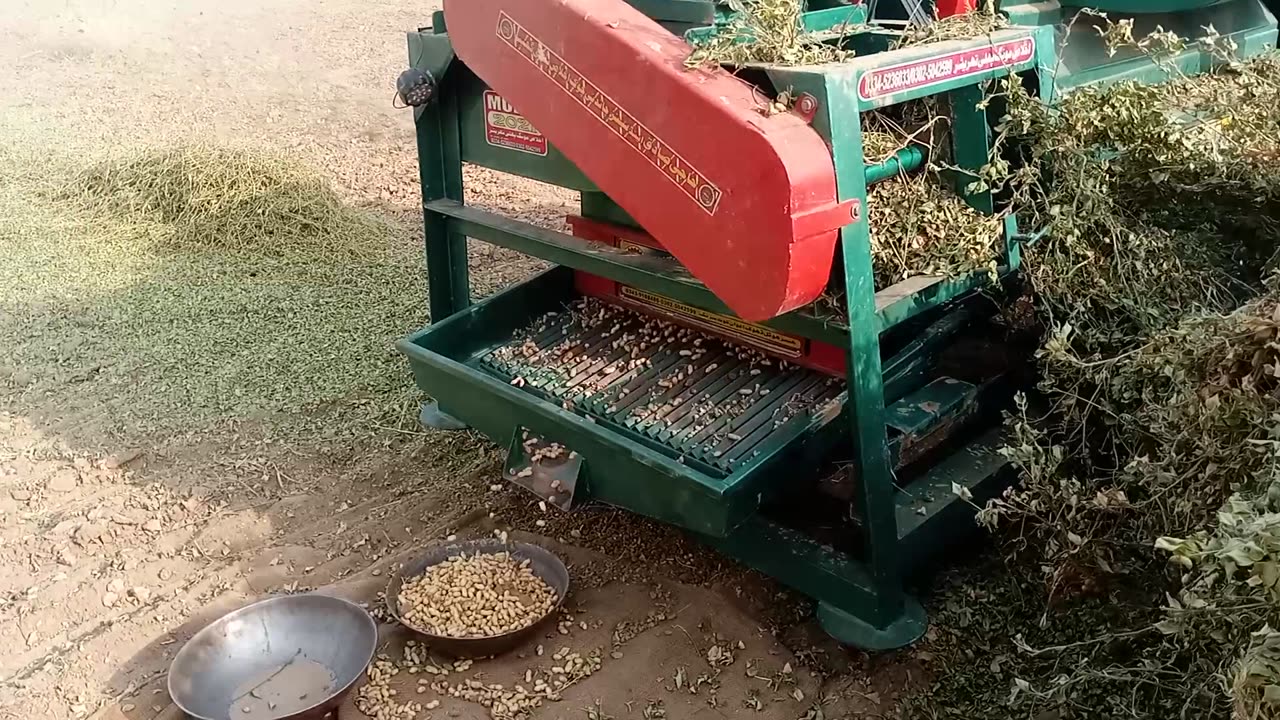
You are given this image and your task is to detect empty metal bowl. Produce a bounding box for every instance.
[168,594,377,720]
[386,538,570,657]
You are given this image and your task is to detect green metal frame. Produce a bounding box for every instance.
[401,15,1051,649]
[396,0,1273,648]
[401,30,1048,651]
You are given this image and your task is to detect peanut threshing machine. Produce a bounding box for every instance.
[396,0,1277,648]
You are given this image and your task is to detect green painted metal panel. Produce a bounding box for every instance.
[1047,0,1276,93]
[874,270,1001,330]
[452,69,600,191]
[885,377,977,437]
[800,4,869,32]
[708,515,879,614]
[893,427,1012,573]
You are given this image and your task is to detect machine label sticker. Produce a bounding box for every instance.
[614,237,667,257]
[618,286,805,358]
[857,37,1036,101]
[483,90,548,156]
[496,11,723,215]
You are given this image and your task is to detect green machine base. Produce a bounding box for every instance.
[819,600,928,651]
[399,267,1017,646]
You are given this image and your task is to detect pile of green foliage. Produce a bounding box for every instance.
[910,24,1280,720]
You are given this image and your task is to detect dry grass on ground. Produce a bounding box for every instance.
[0,139,427,447]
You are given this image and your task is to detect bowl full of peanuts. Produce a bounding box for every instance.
[385,538,569,657]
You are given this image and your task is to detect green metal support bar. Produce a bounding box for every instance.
[947,84,995,215]
[424,199,851,344]
[864,145,925,185]
[822,75,910,636]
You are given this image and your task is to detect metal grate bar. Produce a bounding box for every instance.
[478,297,844,473]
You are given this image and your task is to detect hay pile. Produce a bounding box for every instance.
[1,140,423,443]
[861,94,1000,289]
[64,144,390,259]
[860,131,905,164]
[684,0,849,67]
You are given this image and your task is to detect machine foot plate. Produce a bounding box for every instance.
[817,597,927,651]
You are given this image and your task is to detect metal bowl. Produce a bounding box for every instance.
[386,538,570,657]
[168,594,377,720]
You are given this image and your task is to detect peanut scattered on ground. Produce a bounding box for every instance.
[355,660,422,720]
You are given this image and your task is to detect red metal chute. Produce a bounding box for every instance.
[442,0,854,321]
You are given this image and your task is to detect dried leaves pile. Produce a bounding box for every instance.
[1,139,424,443]
[918,26,1280,720]
[868,176,1000,288]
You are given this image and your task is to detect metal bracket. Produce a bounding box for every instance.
[503,428,583,510]
[418,399,469,431]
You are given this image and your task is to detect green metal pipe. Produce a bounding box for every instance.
[864,145,925,185]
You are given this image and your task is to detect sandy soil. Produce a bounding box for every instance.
[0,2,921,719]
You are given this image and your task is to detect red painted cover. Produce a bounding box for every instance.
[934,0,978,17]
[442,0,853,322]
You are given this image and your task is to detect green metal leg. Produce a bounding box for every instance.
[841,267,906,631]
[816,598,926,651]
[708,516,927,650]
[424,225,470,321]
[825,84,907,633]
[416,81,470,321]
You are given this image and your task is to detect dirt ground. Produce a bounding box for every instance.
[0,2,922,719]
